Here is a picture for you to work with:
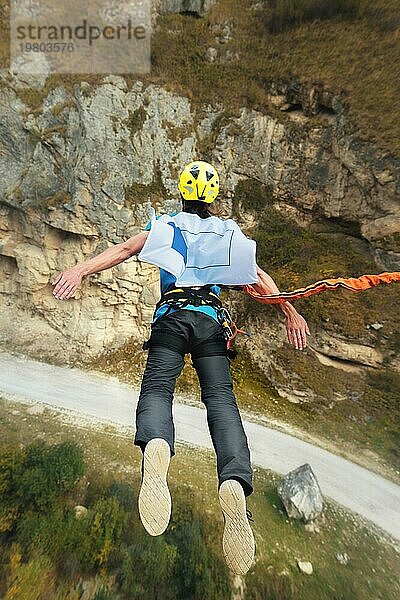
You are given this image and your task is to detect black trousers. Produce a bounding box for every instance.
[134,310,253,496]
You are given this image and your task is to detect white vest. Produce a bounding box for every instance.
[138,210,258,287]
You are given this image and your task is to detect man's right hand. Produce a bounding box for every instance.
[284,309,310,351]
[52,267,83,300]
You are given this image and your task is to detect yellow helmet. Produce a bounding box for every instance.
[178,160,220,203]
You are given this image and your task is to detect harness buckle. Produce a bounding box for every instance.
[217,307,235,341]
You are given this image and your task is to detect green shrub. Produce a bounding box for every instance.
[15,507,82,570]
[250,202,375,285]
[106,481,136,512]
[5,547,55,600]
[77,496,128,570]
[15,441,85,512]
[17,495,131,573]
[232,179,273,215]
[0,441,85,531]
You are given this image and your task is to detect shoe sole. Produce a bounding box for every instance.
[138,438,171,536]
[219,480,255,575]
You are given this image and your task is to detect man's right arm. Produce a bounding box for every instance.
[52,231,148,300]
[255,265,310,350]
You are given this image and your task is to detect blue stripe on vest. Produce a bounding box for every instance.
[168,221,188,264]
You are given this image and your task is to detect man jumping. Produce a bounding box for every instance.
[52,160,310,574]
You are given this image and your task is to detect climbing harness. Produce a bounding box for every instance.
[147,286,250,357]
[155,286,223,315]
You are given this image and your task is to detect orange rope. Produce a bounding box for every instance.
[244,271,400,305]
[227,322,250,349]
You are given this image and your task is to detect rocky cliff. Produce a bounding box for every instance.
[0,70,399,402]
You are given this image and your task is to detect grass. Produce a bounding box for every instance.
[0,396,399,600]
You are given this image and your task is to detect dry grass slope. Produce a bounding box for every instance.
[151,0,400,153]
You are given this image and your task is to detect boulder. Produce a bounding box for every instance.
[277,463,323,522]
[74,505,88,519]
[297,560,313,575]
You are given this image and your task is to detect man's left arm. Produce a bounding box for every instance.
[255,265,310,350]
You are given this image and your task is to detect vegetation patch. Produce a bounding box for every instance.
[233,179,399,344]
[232,178,274,215]
[124,166,170,209]
[50,98,77,118]
[127,106,147,135]
[33,190,72,210]
[266,0,362,33]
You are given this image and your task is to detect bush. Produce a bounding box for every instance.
[5,544,56,600]
[15,506,81,570]
[2,441,85,513]
[252,204,374,284]
[16,495,131,574]
[106,481,136,512]
[0,442,231,598]
[77,496,129,570]
[232,179,273,215]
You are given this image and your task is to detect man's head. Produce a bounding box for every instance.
[178,161,220,204]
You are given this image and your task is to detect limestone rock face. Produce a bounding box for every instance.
[311,333,385,368]
[277,463,324,522]
[0,77,195,362]
[213,105,399,270]
[0,73,398,378]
